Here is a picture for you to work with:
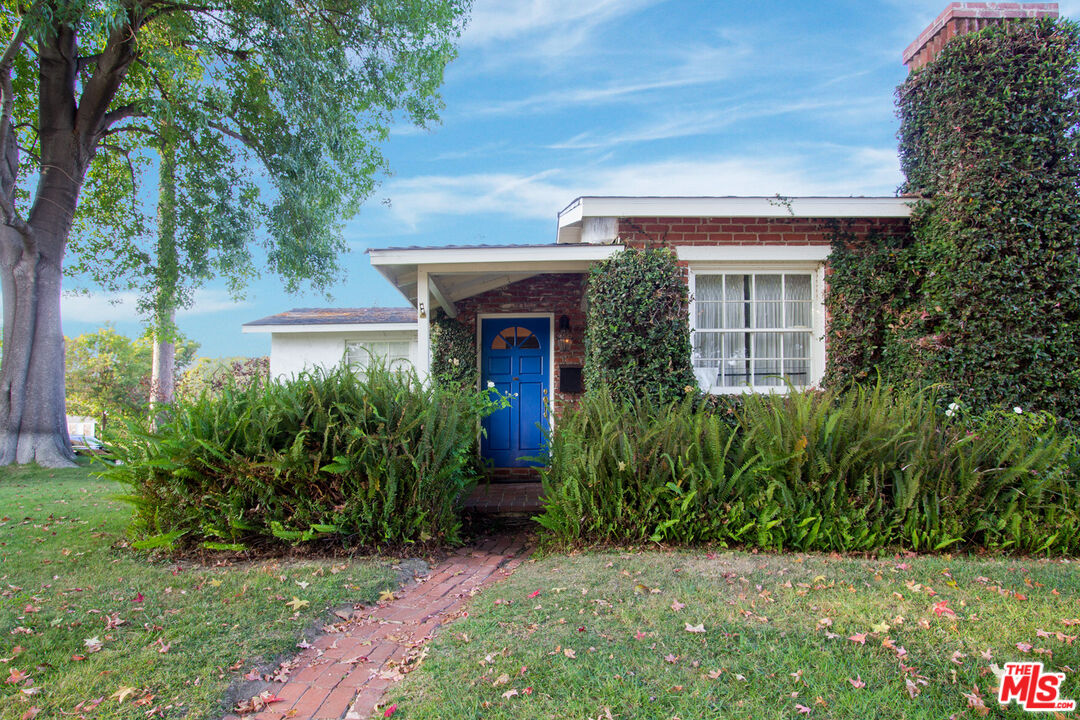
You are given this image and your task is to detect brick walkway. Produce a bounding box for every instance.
[237,535,531,720]
[464,482,543,515]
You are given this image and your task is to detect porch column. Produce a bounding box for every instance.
[416,268,431,382]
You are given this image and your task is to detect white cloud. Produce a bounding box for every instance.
[548,96,890,150]
[382,147,903,227]
[466,34,753,116]
[60,288,250,325]
[462,0,661,52]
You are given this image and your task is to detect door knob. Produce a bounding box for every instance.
[512,376,519,381]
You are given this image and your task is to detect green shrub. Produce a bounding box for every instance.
[583,247,695,402]
[105,363,497,550]
[537,384,1080,553]
[829,19,1080,425]
[431,310,477,390]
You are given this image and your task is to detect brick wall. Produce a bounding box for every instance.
[455,273,588,481]
[616,216,909,249]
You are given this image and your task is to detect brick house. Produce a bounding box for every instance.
[243,3,1056,477]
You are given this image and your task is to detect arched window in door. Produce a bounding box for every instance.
[490,326,540,350]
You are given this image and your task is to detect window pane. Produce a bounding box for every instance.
[518,332,540,349]
[696,275,724,301]
[784,359,810,383]
[696,301,722,330]
[752,332,782,359]
[786,301,811,328]
[782,332,810,360]
[785,274,812,301]
[721,333,750,387]
[755,275,782,301]
[754,359,783,386]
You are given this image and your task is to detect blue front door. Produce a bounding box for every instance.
[480,317,550,468]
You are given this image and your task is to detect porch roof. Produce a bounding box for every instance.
[367,242,622,313]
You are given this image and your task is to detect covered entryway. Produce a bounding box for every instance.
[480,316,551,468]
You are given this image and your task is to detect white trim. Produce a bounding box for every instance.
[476,312,556,434]
[687,263,826,395]
[676,245,831,263]
[558,196,913,226]
[369,244,620,266]
[242,322,417,334]
[416,270,431,382]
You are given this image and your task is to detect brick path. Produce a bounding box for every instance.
[464,482,543,515]
[238,534,531,720]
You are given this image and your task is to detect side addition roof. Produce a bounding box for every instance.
[242,307,418,334]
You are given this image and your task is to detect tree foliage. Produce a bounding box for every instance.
[583,248,696,402]
[827,18,1080,425]
[0,0,469,464]
[65,325,197,426]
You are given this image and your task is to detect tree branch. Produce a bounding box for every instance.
[0,5,35,238]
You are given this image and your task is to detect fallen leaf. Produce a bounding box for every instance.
[383,704,397,717]
[501,689,519,700]
[110,687,138,704]
[848,675,866,689]
[870,620,891,634]
[285,597,309,611]
[493,673,510,686]
[795,703,812,714]
[670,600,686,612]
[563,648,576,658]
[527,590,541,599]
[379,589,396,603]
[905,678,920,699]
[664,654,679,664]
[684,623,706,634]
[1016,642,1033,653]
[848,633,867,645]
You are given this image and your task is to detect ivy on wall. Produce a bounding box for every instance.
[431,310,477,390]
[827,18,1080,425]
[584,247,696,401]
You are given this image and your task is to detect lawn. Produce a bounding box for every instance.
[385,549,1080,719]
[0,463,395,720]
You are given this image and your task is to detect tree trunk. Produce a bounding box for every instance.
[0,20,137,467]
[149,133,179,415]
[150,313,176,407]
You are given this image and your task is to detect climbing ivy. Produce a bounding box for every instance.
[584,247,696,401]
[828,18,1080,425]
[431,311,478,390]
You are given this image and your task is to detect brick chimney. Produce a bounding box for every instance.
[903,2,1059,71]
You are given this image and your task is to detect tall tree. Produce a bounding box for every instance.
[0,1,469,466]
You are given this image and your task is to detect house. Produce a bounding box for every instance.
[243,2,1056,478]
[245,196,911,476]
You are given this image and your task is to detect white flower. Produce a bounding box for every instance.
[945,409,954,417]
[486,380,495,389]
[452,358,460,366]
[948,402,960,411]
[1014,406,1023,414]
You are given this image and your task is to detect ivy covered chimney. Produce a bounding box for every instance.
[903,2,1059,70]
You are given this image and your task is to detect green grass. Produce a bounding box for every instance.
[0,463,395,720]
[386,549,1080,718]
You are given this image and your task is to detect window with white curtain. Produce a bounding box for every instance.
[345,340,412,374]
[692,272,817,393]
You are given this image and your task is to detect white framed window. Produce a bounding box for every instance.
[345,340,412,374]
[689,266,825,394]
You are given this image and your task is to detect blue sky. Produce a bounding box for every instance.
[58,0,1080,358]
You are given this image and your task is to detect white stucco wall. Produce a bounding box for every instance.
[269,330,419,379]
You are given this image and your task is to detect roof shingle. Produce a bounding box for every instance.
[243,307,416,327]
